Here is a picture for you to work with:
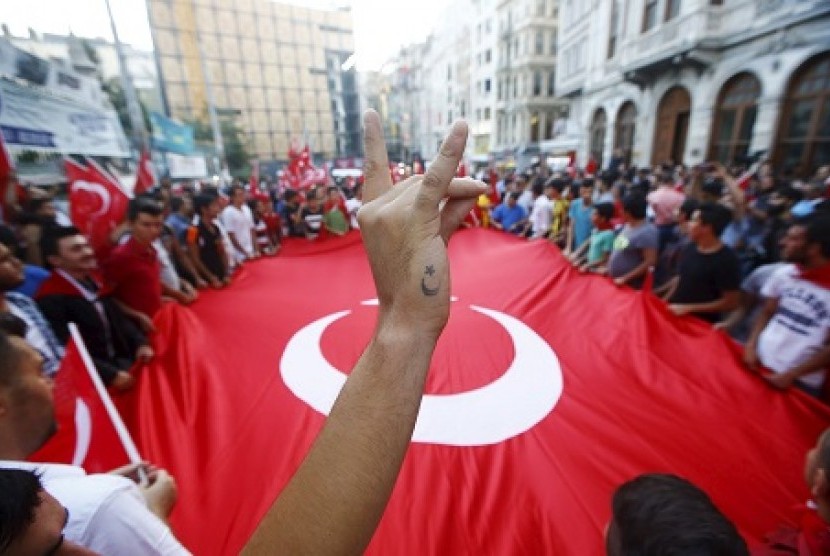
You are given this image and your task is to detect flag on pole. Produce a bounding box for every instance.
[29,324,142,473]
[65,157,132,256]
[133,149,156,195]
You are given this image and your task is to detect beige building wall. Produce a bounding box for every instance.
[147,0,355,159]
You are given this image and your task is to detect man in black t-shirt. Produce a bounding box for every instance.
[301,190,325,240]
[668,202,741,323]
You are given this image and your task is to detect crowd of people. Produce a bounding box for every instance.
[476,158,830,401]
[0,127,829,552]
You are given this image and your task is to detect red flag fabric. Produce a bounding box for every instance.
[66,157,131,255]
[134,149,156,195]
[250,159,260,195]
[29,326,136,473]
[131,230,830,554]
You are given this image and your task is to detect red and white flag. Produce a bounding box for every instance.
[65,157,131,255]
[134,230,830,554]
[29,324,142,473]
[133,149,156,195]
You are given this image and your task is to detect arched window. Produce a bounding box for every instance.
[709,73,761,165]
[651,86,691,165]
[590,108,607,167]
[775,52,830,178]
[614,101,637,165]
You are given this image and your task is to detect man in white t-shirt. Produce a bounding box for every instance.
[345,184,363,230]
[745,214,830,395]
[528,181,554,239]
[0,329,190,554]
[221,185,258,264]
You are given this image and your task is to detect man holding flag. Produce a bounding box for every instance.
[0,328,189,554]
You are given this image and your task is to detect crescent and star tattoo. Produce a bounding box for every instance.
[421,264,440,296]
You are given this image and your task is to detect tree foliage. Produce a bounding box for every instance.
[188,115,250,173]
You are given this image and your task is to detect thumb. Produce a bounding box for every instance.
[439,197,478,243]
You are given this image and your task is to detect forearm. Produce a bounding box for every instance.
[243,323,437,555]
[787,345,830,377]
[618,262,650,285]
[672,296,736,315]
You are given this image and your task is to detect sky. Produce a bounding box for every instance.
[0,0,446,71]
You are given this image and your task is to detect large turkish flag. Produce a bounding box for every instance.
[131,229,830,554]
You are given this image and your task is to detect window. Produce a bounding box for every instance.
[533,71,542,96]
[774,53,830,177]
[485,107,491,120]
[530,113,540,142]
[476,108,482,122]
[535,31,544,55]
[590,108,607,168]
[477,53,482,66]
[614,101,638,165]
[513,76,518,98]
[486,18,491,33]
[485,49,492,63]
[709,73,760,165]
[537,0,546,17]
[448,87,452,102]
[665,0,680,21]
[608,1,619,59]
[498,79,503,100]
[447,65,452,80]
[550,31,557,55]
[547,71,555,96]
[484,78,491,93]
[642,0,658,32]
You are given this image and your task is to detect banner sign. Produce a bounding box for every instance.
[0,79,130,157]
[0,37,109,108]
[165,152,207,178]
[150,111,195,155]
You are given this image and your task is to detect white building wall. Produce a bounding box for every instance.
[557,0,830,171]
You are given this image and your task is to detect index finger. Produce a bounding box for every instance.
[362,109,392,202]
[419,121,468,207]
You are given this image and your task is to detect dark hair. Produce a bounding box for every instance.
[508,191,520,201]
[702,177,724,198]
[804,212,830,258]
[284,189,298,202]
[610,474,748,556]
[818,428,830,477]
[545,177,566,192]
[594,202,615,221]
[229,184,245,197]
[23,198,51,215]
[679,198,700,220]
[169,196,185,213]
[39,226,83,268]
[580,178,595,189]
[697,202,733,236]
[622,194,648,220]
[659,172,674,185]
[0,468,43,552]
[532,182,544,197]
[128,196,163,222]
[776,185,802,204]
[194,194,218,216]
[0,225,19,252]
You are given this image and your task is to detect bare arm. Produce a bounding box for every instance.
[242,112,485,555]
[669,290,741,316]
[744,297,778,370]
[614,247,657,286]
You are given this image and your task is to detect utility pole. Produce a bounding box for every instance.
[104,0,147,152]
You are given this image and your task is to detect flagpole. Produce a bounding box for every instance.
[68,323,146,484]
[104,0,147,153]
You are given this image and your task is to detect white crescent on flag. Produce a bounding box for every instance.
[280,301,564,446]
[70,180,111,218]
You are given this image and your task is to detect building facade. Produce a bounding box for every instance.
[145,0,359,161]
[494,0,566,153]
[556,0,830,177]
